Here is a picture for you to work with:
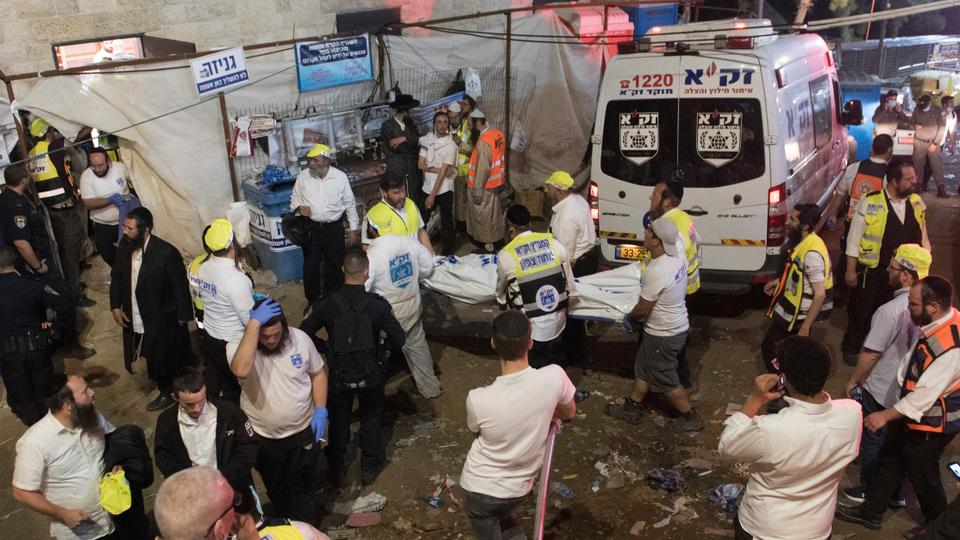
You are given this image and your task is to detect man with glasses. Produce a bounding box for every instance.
[78,148,131,267]
[154,466,329,539]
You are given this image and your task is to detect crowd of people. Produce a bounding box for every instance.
[0,90,958,540]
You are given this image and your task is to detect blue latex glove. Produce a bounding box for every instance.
[622,313,638,333]
[107,193,125,206]
[311,406,328,442]
[250,299,282,325]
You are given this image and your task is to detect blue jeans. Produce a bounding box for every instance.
[859,388,887,487]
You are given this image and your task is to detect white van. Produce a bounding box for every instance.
[590,19,861,294]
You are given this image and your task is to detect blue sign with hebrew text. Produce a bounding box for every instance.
[296,35,373,93]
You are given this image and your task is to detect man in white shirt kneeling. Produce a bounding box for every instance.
[719,336,861,540]
[459,310,576,540]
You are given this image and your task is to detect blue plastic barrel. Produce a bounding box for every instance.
[241,180,303,282]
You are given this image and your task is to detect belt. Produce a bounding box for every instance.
[916,138,937,145]
[47,202,76,211]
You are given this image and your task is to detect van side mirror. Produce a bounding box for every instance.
[841,99,863,125]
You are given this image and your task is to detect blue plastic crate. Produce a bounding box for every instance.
[241,180,303,283]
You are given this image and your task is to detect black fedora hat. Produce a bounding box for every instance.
[390,93,421,110]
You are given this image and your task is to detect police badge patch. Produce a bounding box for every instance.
[14,215,27,229]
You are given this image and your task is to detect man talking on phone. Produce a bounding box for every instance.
[719,336,861,540]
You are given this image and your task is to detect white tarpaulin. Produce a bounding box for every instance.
[424,254,642,322]
[13,12,602,257]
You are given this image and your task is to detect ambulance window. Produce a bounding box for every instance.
[679,98,765,188]
[599,99,679,186]
[810,75,832,149]
[832,78,843,124]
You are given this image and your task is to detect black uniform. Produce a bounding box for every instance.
[0,188,79,343]
[0,271,68,425]
[380,117,423,208]
[300,284,405,485]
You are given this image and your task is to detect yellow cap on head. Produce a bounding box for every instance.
[29,118,51,138]
[893,244,932,279]
[544,171,574,190]
[306,144,333,159]
[204,219,234,252]
[365,204,394,236]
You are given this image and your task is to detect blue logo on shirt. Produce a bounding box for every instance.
[115,177,125,186]
[389,253,414,288]
[290,353,303,369]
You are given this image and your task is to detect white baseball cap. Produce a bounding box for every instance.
[448,101,462,113]
[650,217,679,258]
[469,108,486,119]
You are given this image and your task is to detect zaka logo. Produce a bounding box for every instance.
[684,62,755,86]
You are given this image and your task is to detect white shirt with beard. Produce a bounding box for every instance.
[79,162,130,225]
[13,411,116,540]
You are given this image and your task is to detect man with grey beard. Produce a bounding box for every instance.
[12,374,118,539]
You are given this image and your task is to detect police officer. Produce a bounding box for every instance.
[0,246,68,426]
[496,204,577,368]
[841,161,929,365]
[1,164,94,360]
[300,249,405,487]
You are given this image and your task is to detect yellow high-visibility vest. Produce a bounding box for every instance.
[857,191,925,269]
[663,209,701,295]
[766,232,834,331]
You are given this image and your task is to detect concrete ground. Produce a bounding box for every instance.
[0,158,958,539]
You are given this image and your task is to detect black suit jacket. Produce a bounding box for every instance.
[154,399,259,487]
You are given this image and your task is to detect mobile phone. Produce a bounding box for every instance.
[774,373,785,393]
[949,461,960,479]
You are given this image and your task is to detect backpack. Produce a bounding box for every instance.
[328,292,381,384]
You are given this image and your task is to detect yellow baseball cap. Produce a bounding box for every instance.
[99,470,132,515]
[204,219,234,252]
[306,144,332,159]
[544,171,574,190]
[365,203,394,236]
[29,118,51,138]
[893,244,932,279]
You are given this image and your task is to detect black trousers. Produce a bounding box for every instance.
[201,333,240,403]
[923,492,960,539]
[529,334,565,369]
[256,428,320,523]
[421,191,455,255]
[842,264,895,356]
[563,246,600,365]
[47,205,84,290]
[733,513,753,540]
[760,322,796,373]
[0,347,52,426]
[861,420,956,523]
[91,221,117,268]
[302,220,345,304]
[325,379,385,483]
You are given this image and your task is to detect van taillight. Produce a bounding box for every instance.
[588,181,600,224]
[767,184,787,246]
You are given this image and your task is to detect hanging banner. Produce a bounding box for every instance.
[295,35,373,93]
[619,112,659,166]
[696,112,742,167]
[189,47,250,97]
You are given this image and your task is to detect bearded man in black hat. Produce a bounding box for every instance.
[381,93,424,208]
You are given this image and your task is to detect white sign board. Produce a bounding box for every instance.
[190,47,251,97]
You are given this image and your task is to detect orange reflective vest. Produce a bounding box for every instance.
[846,159,886,221]
[901,309,960,434]
[467,128,505,190]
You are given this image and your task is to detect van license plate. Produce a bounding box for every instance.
[615,245,646,261]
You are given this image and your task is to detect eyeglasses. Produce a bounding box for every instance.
[204,489,241,538]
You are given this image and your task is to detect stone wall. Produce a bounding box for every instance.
[0,0,531,76]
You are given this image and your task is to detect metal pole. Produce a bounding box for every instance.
[877,1,890,78]
[0,71,30,160]
[504,12,512,189]
[533,424,559,540]
[865,0,877,40]
[218,92,241,202]
[757,0,764,19]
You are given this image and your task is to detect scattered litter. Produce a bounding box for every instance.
[698,470,714,477]
[326,525,359,539]
[724,403,742,416]
[678,458,713,470]
[574,389,591,403]
[345,512,381,527]
[653,496,694,528]
[392,517,414,532]
[422,495,444,508]
[606,470,627,490]
[550,481,574,499]
[630,521,646,535]
[569,426,589,437]
[395,437,415,448]
[594,461,611,478]
[592,444,611,457]
[422,508,445,531]
[562,474,579,480]
[704,528,735,537]
[591,480,601,493]
[329,492,387,515]
[647,468,684,493]
[590,390,616,401]
[437,442,458,449]
[707,483,745,513]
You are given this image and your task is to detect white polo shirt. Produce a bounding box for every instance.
[78,162,129,225]
[419,132,458,196]
[13,412,116,540]
[549,193,597,262]
[196,256,254,342]
[226,328,324,440]
[289,166,359,229]
[178,401,218,468]
[460,365,576,499]
[862,288,920,407]
[365,234,434,331]
[718,396,862,540]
